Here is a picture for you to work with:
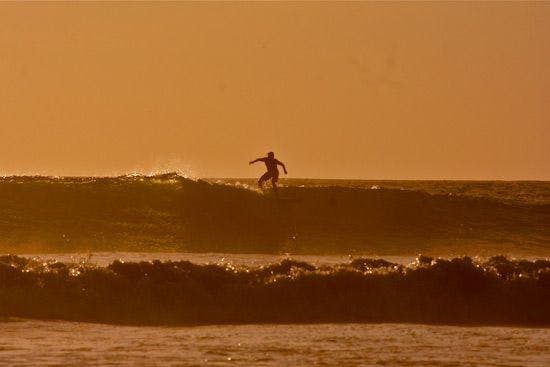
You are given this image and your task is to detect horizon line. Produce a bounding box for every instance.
[0,174,548,182]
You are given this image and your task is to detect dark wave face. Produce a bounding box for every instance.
[211,178,550,205]
[1,255,549,325]
[0,174,548,255]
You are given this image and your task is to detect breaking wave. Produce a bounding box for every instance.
[0,174,548,255]
[1,255,549,325]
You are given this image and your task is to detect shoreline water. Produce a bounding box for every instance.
[1,320,549,366]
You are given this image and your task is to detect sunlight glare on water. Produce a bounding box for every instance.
[0,320,548,366]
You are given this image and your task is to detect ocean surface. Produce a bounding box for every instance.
[1,175,549,365]
[2,320,549,366]
[0,175,548,255]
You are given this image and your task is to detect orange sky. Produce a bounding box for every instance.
[0,3,548,179]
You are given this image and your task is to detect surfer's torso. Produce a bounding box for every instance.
[261,157,280,173]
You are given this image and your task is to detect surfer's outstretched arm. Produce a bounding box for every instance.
[276,160,288,174]
[249,158,264,165]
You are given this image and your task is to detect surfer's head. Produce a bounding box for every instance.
[267,152,275,158]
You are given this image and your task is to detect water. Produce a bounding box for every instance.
[211,178,550,205]
[19,252,415,268]
[1,320,549,366]
[0,175,549,256]
[1,175,549,365]
[2,253,549,325]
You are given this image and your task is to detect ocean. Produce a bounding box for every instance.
[1,175,549,365]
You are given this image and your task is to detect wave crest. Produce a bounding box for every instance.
[0,176,548,254]
[1,255,549,325]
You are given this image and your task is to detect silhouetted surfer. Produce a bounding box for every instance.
[249,152,287,192]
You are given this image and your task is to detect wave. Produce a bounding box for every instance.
[1,255,549,325]
[0,174,548,255]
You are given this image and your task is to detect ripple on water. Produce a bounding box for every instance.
[5,321,549,366]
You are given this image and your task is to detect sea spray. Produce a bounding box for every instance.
[1,255,549,325]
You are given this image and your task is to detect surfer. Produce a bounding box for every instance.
[249,152,287,192]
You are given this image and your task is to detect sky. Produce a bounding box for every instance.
[0,3,548,179]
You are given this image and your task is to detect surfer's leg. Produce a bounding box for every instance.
[271,172,279,193]
[258,172,271,189]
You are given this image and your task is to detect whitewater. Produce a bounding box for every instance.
[1,174,549,366]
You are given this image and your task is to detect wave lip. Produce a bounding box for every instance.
[1,255,549,325]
